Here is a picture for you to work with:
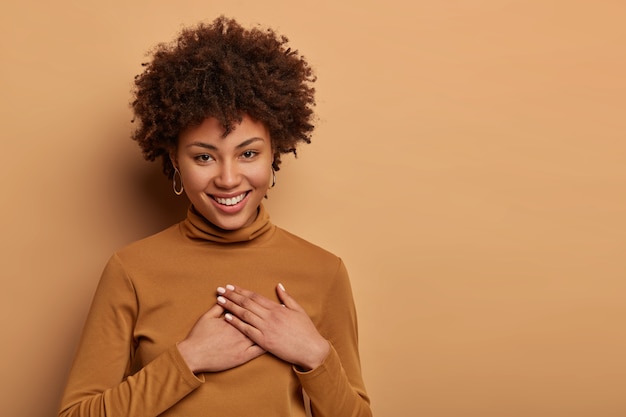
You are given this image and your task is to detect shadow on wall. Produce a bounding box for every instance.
[48,142,191,417]
[110,137,191,240]
[133,157,191,230]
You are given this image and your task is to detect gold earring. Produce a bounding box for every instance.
[173,168,184,195]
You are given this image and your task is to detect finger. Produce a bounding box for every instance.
[224,312,262,343]
[276,283,305,312]
[217,294,264,328]
[246,344,266,359]
[206,303,225,318]
[232,285,277,309]
[219,285,275,314]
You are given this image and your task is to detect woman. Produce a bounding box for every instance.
[58,16,371,417]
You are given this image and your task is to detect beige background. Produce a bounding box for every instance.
[1,1,625,416]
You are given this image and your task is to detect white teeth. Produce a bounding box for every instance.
[215,193,246,206]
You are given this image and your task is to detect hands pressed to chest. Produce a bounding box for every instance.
[177,283,330,374]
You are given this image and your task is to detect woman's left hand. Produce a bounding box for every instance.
[216,283,330,371]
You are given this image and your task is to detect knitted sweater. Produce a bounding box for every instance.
[59,204,371,417]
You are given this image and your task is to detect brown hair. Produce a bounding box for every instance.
[131,16,316,177]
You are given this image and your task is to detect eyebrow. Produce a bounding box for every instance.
[187,137,264,150]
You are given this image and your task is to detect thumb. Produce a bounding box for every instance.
[206,303,225,317]
[276,283,304,312]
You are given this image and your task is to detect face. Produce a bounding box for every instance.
[173,115,273,231]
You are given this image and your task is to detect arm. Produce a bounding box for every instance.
[217,259,372,417]
[296,259,372,417]
[58,254,203,417]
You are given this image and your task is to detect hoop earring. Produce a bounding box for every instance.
[173,168,184,196]
[270,169,276,188]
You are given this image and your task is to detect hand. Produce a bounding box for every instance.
[216,283,330,371]
[177,303,265,373]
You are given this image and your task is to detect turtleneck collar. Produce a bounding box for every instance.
[181,203,274,244]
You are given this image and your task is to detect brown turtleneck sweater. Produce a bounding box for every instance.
[58,205,371,417]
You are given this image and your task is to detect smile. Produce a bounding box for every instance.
[213,192,248,206]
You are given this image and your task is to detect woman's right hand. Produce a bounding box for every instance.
[177,303,265,373]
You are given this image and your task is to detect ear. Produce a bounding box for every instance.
[169,149,178,170]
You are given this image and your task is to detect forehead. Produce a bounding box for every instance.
[179,115,270,147]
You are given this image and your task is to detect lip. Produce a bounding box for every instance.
[209,191,250,214]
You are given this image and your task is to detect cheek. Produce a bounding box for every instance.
[180,166,210,191]
[248,165,272,187]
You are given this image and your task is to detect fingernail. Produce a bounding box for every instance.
[217,287,226,294]
[217,296,226,304]
[278,283,286,292]
[226,284,235,291]
[225,313,233,321]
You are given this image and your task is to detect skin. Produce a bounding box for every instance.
[219,283,330,371]
[172,115,273,231]
[174,115,330,373]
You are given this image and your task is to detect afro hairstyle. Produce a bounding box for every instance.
[131,16,317,178]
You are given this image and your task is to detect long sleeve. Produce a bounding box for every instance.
[296,259,372,417]
[59,214,371,417]
[58,255,203,417]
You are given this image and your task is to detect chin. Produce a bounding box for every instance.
[206,211,256,231]
[216,220,246,231]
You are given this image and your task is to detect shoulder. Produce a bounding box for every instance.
[98,222,189,288]
[273,227,336,255]
[113,223,184,263]
[272,226,344,271]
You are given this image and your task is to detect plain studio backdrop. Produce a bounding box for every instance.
[1,1,624,416]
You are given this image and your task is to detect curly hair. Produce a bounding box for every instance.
[131,16,316,178]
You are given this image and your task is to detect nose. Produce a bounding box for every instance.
[214,160,241,189]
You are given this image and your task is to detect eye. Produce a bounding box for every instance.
[241,150,258,159]
[195,154,213,163]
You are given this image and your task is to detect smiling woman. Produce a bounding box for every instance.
[174,116,274,231]
[57,16,371,417]
[171,115,273,230]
